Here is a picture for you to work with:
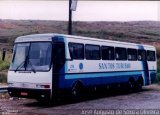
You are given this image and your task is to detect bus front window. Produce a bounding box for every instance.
[10,42,52,71]
[10,43,30,71]
[27,42,52,71]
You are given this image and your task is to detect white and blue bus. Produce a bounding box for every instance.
[8,33,157,101]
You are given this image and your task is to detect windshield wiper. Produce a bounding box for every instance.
[14,58,36,73]
[28,60,36,73]
[14,54,29,72]
[14,61,25,72]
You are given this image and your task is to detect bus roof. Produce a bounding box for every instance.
[15,33,155,49]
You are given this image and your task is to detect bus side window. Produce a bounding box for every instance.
[101,46,115,60]
[85,44,101,60]
[127,48,137,61]
[138,50,146,61]
[115,47,127,60]
[68,43,84,60]
[147,50,156,61]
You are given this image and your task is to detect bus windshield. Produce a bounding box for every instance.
[10,42,52,71]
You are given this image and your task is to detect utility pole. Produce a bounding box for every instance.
[68,0,78,35]
[158,1,160,21]
[68,0,72,35]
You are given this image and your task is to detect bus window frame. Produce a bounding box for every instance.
[101,45,115,60]
[68,42,84,60]
[85,44,101,60]
[147,50,156,61]
[115,47,127,61]
[127,48,137,61]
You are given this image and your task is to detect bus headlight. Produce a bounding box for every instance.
[8,83,14,87]
[36,84,50,89]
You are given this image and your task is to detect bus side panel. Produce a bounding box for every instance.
[58,71,143,89]
[58,59,142,88]
[58,37,157,93]
[58,61,156,90]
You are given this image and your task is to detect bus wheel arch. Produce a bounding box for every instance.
[135,76,144,92]
[127,77,135,93]
[71,80,85,100]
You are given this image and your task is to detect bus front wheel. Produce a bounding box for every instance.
[71,81,84,101]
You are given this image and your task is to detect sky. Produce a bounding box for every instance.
[0,1,159,21]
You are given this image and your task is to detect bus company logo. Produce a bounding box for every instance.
[99,62,131,70]
[79,63,83,70]
[68,64,77,72]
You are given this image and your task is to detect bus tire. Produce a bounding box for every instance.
[71,81,84,101]
[135,77,143,92]
[127,78,135,93]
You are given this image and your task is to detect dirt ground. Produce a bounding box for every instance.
[1,84,160,115]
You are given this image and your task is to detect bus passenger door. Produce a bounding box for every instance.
[52,42,65,98]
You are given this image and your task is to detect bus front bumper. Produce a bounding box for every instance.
[8,87,51,100]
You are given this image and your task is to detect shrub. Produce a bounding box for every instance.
[0,51,11,71]
[0,72,7,83]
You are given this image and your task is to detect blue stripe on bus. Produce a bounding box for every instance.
[59,70,156,88]
[65,71,143,79]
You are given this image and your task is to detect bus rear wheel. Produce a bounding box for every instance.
[135,78,143,92]
[127,79,135,93]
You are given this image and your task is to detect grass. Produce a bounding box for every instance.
[0,59,10,71]
[0,72,7,83]
[0,51,11,83]
[0,52,11,71]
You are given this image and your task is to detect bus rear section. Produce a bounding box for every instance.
[57,37,157,97]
